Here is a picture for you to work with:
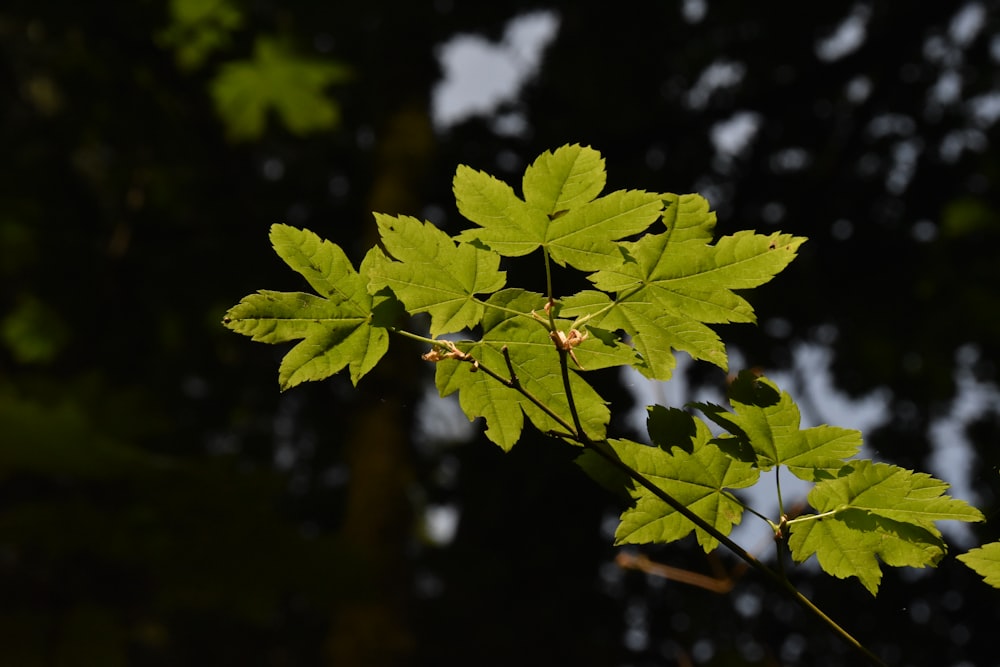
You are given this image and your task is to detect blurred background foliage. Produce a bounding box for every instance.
[1,1,1000,665]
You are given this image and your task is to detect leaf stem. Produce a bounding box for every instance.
[571,282,644,329]
[455,351,579,437]
[785,509,841,526]
[775,466,786,518]
[729,493,778,530]
[390,327,444,347]
[543,246,555,305]
[553,339,881,666]
[473,297,552,330]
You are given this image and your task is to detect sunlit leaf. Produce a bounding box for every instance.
[557,223,803,379]
[958,542,1000,588]
[455,144,663,271]
[805,460,984,533]
[788,460,984,593]
[223,225,389,388]
[610,419,759,552]
[366,213,506,335]
[590,229,805,323]
[522,143,606,213]
[561,289,723,379]
[661,192,717,244]
[788,509,945,595]
[697,371,863,480]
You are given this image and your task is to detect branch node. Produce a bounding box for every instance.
[550,328,588,369]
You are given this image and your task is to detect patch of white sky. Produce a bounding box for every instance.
[927,345,1000,544]
[431,10,560,136]
[682,0,707,24]
[710,111,762,159]
[926,3,987,112]
[413,367,475,547]
[815,3,871,62]
[703,2,875,164]
[950,2,987,47]
[687,60,745,110]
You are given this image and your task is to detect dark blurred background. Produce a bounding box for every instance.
[2,1,999,665]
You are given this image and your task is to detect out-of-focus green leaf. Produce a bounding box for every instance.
[1,295,70,365]
[157,0,244,71]
[940,196,1000,239]
[210,37,350,141]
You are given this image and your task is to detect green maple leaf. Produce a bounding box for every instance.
[433,289,610,450]
[454,144,663,271]
[609,416,759,551]
[210,36,350,141]
[806,460,984,532]
[697,372,862,480]
[366,213,506,335]
[661,192,717,244]
[958,542,1000,588]
[559,224,803,380]
[591,229,804,323]
[223,224,391,389]
[788,460,984,593]
[645,405,700,453]
[560,289,724,380]
[157,0,244,71]
[568,324,643,371]
[789,509,947,594]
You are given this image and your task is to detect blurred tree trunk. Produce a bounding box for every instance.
[325,104,435,667]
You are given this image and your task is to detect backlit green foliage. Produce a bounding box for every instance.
[224,144,986,602]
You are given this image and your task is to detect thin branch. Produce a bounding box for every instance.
[581,438,885,667]
[421,339,886,667]
[558,349,586,438]
[451,352,579,438]
[616,551,735,594]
